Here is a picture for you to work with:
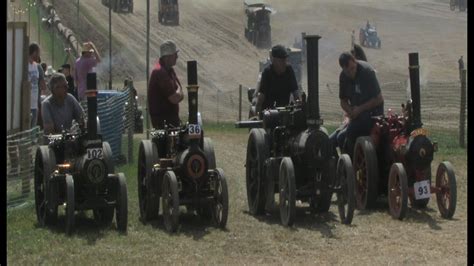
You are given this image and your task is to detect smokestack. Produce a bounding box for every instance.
[187,60,198,125]
[86,70,98,139]
[408,53,422,129]
[304,35,322,127]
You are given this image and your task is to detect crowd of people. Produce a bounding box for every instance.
[28,41,100,132]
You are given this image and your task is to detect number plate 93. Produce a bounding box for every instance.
[87,148,103,160]
[187,124,202,139]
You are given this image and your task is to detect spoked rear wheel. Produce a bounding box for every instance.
[137,140,160,223]
[116,173,128,232]
[65,174,75,235]
[353,137,378,210]
[279,157,296,227]
[34,146,58,226]
[162,171,180,233]
[212,168,229,229]
[245,129,269,215]
[336,154,356,225]
[388,163,408,220]
[436,161,456,219]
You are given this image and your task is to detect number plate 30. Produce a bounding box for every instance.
[87,148,103,160]
[414,180,431,200]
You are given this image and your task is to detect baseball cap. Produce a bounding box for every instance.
[160,40,179,58]
[271,45,289,59]
[82,43,94,53]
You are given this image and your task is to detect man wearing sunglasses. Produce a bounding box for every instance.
[334,52,384,155]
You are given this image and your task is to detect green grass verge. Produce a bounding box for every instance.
[7,126,465,264]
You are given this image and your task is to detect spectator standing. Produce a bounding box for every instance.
[28,43,41,128]
[75,42,101,101]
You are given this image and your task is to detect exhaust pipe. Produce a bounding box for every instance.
[304,35,322,127]
[86,71,98,139]
[408,53,422,129]
[187,60,199,125]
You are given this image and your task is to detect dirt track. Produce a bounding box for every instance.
[49,0,467,264]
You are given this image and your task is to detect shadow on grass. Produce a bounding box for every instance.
[354,196,447,230]
[141,210,225,240]
[34,211,125,245]
[242,204,347,239]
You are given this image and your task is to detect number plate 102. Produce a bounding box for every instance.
[413,180,431,200]
[188,124,202,139]
[87,148,103,160]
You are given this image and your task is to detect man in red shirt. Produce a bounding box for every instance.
[148,40,184,129]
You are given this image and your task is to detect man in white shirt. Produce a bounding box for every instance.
[28,43,41,128]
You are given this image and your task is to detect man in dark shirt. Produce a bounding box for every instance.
[256,45,300,114]
[148,40,184,129]
[332,52,384,154]
[60,63,78,100]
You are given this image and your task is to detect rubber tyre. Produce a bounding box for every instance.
[34,146,58,226]
[203,137,216,170]
[336,154,356,225]
[116,173,128,232]
[245,129,269,215]
[162,171,180,233]
[65,174,75,235]
[436,161,456,219]
[388,163,408,220]
[103,141,115,174]
[137,140,160,222]
[279,157,296,227]
[353,136,379,210]
[212,168,229,229]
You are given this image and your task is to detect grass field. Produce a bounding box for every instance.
[7,123,467,264]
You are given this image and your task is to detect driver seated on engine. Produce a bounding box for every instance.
[256,44,301,115]
[41,72,85,135]
[331,52,384,156]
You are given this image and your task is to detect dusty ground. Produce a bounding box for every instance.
[9,0,467,264]
[53,0,467,123]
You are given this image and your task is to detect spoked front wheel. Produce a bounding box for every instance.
[279,157,296,227]
[137,140,160,223]
[34,146,58,226]
[388,163,408,220]
[336,154,356,225]
[162,171,180,233]
[436,161,456,219]
[212,168,229,229]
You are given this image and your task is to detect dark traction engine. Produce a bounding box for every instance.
[236,35,356,226]
[137,61,229,232]
[34,72,128,235]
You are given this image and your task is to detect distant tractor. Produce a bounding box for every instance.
[450,0,467,11]
[244,0,273,49]
[159,0,179,25]
[101,0,133,13]
[359,26,381,49]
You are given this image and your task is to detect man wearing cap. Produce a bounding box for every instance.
[332,52,384,155]
[148,40,183,129]
[42,72,85,135]
[255,44,300,114]
[75,41,101,101]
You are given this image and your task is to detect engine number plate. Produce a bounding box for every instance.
[187,124,202,139]
[410,128,429,138]
[414,180,431,200]
[87,148,103,160]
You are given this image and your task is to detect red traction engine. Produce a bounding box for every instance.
[353,52,457,220]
